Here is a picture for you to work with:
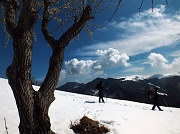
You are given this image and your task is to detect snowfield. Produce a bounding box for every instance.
[0,78,180,134]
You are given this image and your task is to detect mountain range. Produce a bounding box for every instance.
[57,74,180,108]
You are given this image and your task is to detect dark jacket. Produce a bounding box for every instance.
[97,82,103,97]
[153,89,161,100]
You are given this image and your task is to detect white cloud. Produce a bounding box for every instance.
[169,50,180,57]
[148,52,168,68]
[148,52,180,73]
[80,5,180,56]
[65,58,96,75]
[123,67,144,73]
[64,48,129,75]
[93,65,102,70]
[95,70,104,75]
[59,70,66,80]
[96,48,130,67]
[170,57,180,72]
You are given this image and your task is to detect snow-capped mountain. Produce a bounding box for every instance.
[119,75,148,81]
[0,78,180,134]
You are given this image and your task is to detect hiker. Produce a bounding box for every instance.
[96,81,105,103]
[150,87,163,111]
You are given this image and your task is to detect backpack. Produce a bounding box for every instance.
[148,89,155,98]
[95,83,100,90]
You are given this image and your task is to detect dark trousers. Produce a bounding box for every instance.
[152,100,162,111]
[99,97,105,103]
[99,91,105,103]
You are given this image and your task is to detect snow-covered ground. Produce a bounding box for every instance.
[0,78,180,134]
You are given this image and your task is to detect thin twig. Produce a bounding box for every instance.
[138,0,168,14]
[166,0,168,5]
[152,0,154,12]
[101,0,122,27]
[138,0,144,15]
[4,117,8,134]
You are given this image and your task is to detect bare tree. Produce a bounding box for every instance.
[0,0,122,133]
[0,0,167,134]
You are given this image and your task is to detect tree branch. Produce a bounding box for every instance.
[42,0,56,49]
[39,5,94,98]
[57,5,94,48]
[1,0,17,36]
[39,46,65,98]
[17,0,38,31]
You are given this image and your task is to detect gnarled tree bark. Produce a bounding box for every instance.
[2,0,93,133]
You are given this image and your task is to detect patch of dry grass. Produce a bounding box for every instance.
[70,116,109,134]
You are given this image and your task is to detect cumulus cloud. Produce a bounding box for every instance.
[170,57,180,72]
[148,52,180,73]
[65,48,129,75]
[148,52,168,68]
[96,48,130,67]
[65,58,96,75]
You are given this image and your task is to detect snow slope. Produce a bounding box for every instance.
[0,78,180,134]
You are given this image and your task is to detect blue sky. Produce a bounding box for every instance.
[0,0,180,86]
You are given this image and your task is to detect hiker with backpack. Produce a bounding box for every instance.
[96,81,105,103]
[148,87,163,111]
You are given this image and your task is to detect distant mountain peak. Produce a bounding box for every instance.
[148,73,178,79]
[148,74,164,79]
[118,75,147,81]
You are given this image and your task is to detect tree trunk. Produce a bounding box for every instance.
[6,28,54,134]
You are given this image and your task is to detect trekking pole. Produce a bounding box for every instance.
[106,96,107,103]
[162,98,172,112]
[105,88,108,103]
